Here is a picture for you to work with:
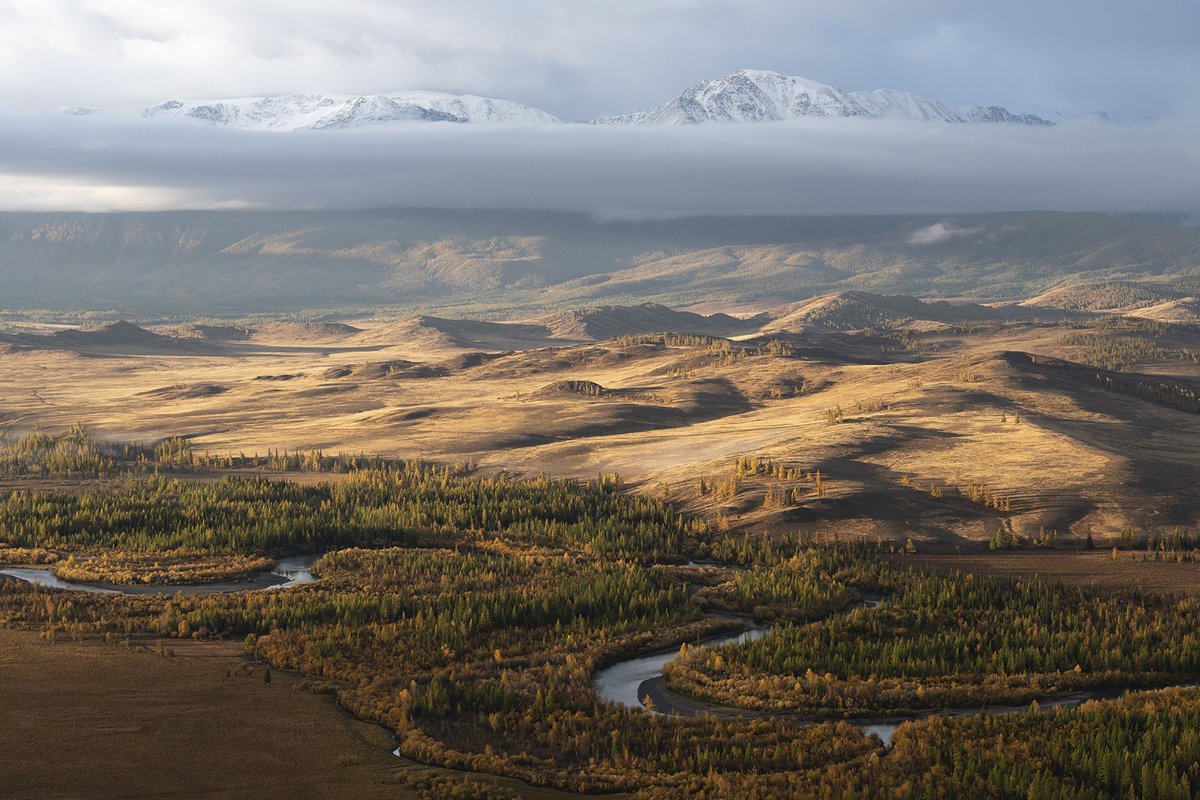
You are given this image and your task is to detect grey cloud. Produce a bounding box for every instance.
[1,115,1199,218]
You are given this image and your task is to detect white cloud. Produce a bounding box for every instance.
[0,172,232,212]
[907,221,980,245]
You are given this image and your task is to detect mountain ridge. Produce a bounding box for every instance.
[63,69,1053,129]
[68,90,563,129]
[2,209,1195,314]
[592,69,1053,126]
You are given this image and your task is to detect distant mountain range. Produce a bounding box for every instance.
[63,69,1053,130]
[66,90,562,129]
[0,209,1195,315]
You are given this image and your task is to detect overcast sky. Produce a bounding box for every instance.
[3,0,1197,120]
[1,1,1197,217]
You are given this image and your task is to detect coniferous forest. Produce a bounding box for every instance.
[2,432,1199,798]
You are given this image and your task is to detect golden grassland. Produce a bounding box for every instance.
[2,310,1200,555]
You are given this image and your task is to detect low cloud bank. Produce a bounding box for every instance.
[907,221,983,244]
[1,114,1198,217]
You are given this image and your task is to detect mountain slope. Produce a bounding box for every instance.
[343,303,771,352]
[1123,297,1200,324]
[1,209,1197,314]
[1021,281,1189,313]
[595,69,1052,126]
[535,303,767,340]
[0,321,213,355]
[764,292,1001,332]
[350,316,565,351]
[72,91,561,129]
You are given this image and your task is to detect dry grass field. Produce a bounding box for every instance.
[0,630,603,800]
[3,294,1199,553]
[0,629,404,799]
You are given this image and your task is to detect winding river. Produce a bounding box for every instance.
[0,554,318,595]
[592,594,913,743]
[6,551,1188,752]
[592,565,1185,746]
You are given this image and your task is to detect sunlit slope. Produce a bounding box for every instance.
[4,310,1200,550]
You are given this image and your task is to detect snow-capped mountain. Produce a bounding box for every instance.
[70,91,562,129]
[594,69,1052,126]
[61,72,1054,130]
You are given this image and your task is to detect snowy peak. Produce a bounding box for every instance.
[87,91,562,129]
[961,105,1055,126]
[60,72,1054,130]
[598,70,857,124]
[595,69,1053,126]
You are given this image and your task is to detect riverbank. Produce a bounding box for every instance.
[593,573,1199,748]
[0,554,317,596]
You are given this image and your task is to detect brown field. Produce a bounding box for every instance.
[0,629,404,799]
[0,630,598,800]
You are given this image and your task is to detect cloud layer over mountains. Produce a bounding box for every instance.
[2,112,1198,218]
